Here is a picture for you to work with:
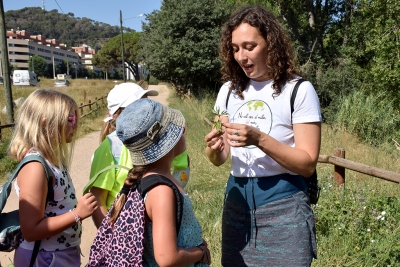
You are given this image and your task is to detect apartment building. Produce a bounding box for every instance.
[5,29,80,73]
[71,44,101,73]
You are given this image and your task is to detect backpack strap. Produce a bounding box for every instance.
[138,174,184,235]
[1,155,54,267]
[290,79,305,123]
[226,89,232,109]
[1,155,54,212]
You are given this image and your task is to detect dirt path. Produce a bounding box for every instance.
[0,84,169,266]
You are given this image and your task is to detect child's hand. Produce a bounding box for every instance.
[198,239,211,265]
[75,192,98,220]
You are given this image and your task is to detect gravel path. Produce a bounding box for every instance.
[0,84,169,266]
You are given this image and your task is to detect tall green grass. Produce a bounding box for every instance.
[168,87,400,266]
[335,90,400,146]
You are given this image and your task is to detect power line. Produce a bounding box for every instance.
[54,0,65,14]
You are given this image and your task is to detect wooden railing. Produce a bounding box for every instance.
[0,96,107,139]
[203,117,400,185]
[0,123,15,140]
[137,80,149,89]
[79,95,106,118]
[319,148,400,185]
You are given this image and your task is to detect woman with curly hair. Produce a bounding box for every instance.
[204,6,321,266]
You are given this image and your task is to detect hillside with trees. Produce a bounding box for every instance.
[4,7,134,49]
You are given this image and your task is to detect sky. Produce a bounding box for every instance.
[4,0,163,32]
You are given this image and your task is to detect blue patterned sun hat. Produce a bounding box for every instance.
[116,98,185,165]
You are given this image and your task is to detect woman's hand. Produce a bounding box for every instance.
[223,122,262,147]
[223,121,320,177]
[204,128,225,153]
[205,114,230,166]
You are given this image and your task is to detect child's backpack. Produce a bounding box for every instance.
[87,174,183,267]
[0,154,54,266]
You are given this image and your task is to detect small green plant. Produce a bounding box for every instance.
[212,107,228,134]
[7,257,14,267]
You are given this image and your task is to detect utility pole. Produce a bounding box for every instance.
[0,0,14,123]
[30,55,34,72]
[120,10,126,82]
[52,56,55,79]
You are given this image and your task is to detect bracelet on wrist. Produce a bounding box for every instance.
[69,208,81,224]
[196,245,205,263]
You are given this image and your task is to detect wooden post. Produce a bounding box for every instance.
[95,97,98,109]
[88,100,92,110]
[80,103,83,115]
[334,148,346,185]
[0,1,14,123]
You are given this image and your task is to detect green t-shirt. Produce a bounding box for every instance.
[89,136,133,209]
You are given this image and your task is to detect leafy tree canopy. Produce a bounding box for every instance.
[29,55,47,77]
[92,32,142,80]
[140,0,234,93]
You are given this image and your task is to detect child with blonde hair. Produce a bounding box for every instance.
[9,89,97,266]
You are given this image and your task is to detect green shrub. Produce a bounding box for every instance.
[148,75,159,85]
[335,90,400,145]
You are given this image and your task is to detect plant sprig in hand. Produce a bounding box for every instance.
[212,106,228,134]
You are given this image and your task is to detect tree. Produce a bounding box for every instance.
[92,32,142,80]
[29,55,47,77]
[140,0,233,93]
[92,53,114,80]
[343,0,400,101]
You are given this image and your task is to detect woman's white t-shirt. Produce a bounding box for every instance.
[214,79,322,177]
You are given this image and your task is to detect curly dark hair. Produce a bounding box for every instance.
[220,6,297,99]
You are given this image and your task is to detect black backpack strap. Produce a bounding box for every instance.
[19,155,55,203]
[290,79,305,123]
[138,174,184,235]
[225,89,232,109]
[10,155,54,267]
[29,241,41,267]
